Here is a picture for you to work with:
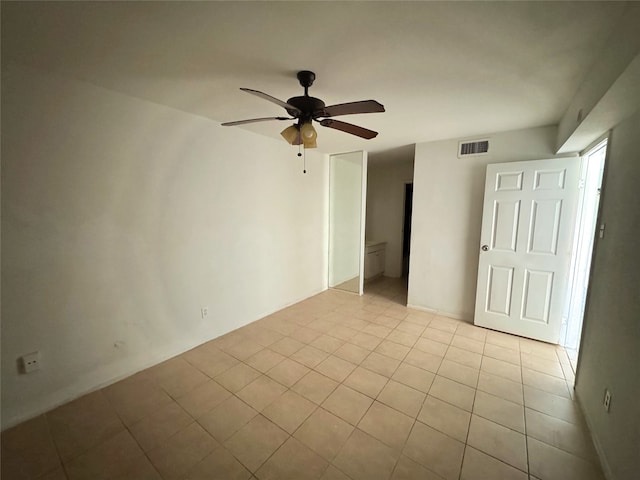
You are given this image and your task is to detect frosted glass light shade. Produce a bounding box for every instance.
[300,122,318,149]
[281,125,300,144]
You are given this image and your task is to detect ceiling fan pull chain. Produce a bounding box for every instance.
[297,143,306,173]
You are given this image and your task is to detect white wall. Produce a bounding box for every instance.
[365,156,415,278]
[575,110,640,480]
[408,126,572,320]
[0,65,328,429]
[556,5,640,153]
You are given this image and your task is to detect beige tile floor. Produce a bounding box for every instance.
[1,277,605,480]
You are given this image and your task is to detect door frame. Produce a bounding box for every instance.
[561,138,608,350]
[327,150,368,295]
[402,181,413,278]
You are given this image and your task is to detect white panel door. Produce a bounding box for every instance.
[474,158,580,343]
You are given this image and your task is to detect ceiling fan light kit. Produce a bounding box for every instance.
[222,70,385,149]
[300,122,318,148]
[280,124,301,145]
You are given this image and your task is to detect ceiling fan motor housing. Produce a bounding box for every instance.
[286,96,326,120]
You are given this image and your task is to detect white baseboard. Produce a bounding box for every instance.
[2,286,329,431]
[574,391,614,480]
[406,303,472,322]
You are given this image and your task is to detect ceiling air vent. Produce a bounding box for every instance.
[458,139,489,157]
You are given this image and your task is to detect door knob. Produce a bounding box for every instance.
[481,245,489,251]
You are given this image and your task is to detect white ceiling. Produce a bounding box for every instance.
[2,1,631,158]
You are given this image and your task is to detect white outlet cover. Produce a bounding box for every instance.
[21,351,40,373]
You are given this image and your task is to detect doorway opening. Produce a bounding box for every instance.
[402,183,413,278]
[562,139,608,369]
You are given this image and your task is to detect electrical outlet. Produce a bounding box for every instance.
[201,306,209,319]
[20,352,41,374]
[603,389,612,412]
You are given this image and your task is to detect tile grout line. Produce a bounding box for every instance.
[14,279,599,480]
[358,315,435,480]
[457,320,481,480]
[521,344,532,478]
[43,409,70,480]
[98,385,168,480]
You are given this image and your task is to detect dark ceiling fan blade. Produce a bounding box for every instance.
[316,100,385,118]
[319,119,378,139]
[240,88,302,116]
[221,117,292,126]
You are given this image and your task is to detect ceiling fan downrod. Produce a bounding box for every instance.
[297,70,315,97]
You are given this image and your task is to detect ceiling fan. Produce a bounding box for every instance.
[221,71,385,148]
